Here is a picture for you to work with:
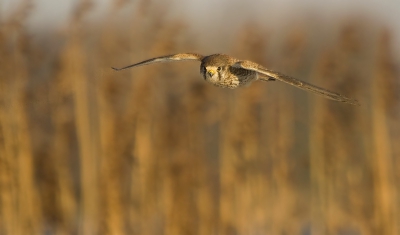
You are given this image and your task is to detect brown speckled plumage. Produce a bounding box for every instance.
[112,53,359,105]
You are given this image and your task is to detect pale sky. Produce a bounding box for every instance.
[1,0,399,54]
[1,0,399,29]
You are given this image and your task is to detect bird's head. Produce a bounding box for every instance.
[200,54,233,83]
[201,65,226,82]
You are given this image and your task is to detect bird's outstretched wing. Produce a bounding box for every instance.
[112,53,204,71]
[233,60,359,106]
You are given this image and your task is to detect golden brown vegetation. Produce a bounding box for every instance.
[0,1,399,235]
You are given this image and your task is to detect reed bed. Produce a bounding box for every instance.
[0,1,399,234]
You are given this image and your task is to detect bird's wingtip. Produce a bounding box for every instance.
[345,98,360,106]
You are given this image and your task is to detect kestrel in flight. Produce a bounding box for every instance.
[112,53,359,105]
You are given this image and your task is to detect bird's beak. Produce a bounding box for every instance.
[207,68,216,77]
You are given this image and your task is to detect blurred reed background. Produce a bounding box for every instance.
[0,0,399,234]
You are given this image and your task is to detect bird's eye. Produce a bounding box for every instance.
[217,67,222,71]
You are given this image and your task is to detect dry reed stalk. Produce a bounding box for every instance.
[131,98,157,235]
[56,1,102,234]
[0,3,41,233]
[48,42,83,235]
[124,50,158,235]
[0,44,20,235]
[308,44,344,235]
[96,24,129,235]
[123,38,160,235]
[59,35,100,234]
[309,82,328,235]
[14,64,42,235]
[0,38,42,235]
[370,30,399,235]
[0,26,16,235]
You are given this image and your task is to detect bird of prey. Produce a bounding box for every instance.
[112,53,359,105]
